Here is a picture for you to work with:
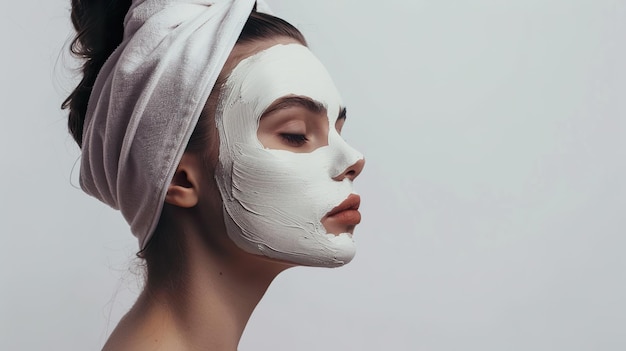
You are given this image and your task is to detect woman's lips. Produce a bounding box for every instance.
[325,194,361,225]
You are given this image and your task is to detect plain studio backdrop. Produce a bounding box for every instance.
[1,0,625,350]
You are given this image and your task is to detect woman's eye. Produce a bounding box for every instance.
[280,133,308,146]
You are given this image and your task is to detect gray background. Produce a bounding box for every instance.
[1,0,625,350]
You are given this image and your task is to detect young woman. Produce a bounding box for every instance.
[63,0,364,349]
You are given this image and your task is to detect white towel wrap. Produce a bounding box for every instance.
[80,0,266,249]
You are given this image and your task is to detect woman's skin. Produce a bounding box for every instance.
[101,36,363,351]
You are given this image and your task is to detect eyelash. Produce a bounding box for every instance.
[280,133,308,146]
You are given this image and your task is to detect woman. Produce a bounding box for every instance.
[63,0,364,349]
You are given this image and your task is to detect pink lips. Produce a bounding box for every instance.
[325,194,361,225]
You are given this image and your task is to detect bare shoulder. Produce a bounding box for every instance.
[101,303,182,351]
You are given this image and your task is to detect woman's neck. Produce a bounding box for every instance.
[102,216,290,351]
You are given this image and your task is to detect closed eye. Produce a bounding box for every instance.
[336,107,347,134]
[280,133,308,146]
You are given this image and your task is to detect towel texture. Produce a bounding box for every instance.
[80,0,263,249]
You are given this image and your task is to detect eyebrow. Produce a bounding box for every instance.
[262,96,347,120]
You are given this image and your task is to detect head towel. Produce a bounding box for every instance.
[80,0,268,249]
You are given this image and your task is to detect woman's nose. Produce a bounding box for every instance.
[333,158,365,181]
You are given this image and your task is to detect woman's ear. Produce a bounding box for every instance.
[165,153,201,208]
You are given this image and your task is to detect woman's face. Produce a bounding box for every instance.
[211,39,364,267]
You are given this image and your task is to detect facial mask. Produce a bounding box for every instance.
[214,44,363,267]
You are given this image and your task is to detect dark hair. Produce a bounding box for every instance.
[63,1,307,288]
[62,0,132,147]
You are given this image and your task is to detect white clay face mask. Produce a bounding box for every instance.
[214,44,363,267]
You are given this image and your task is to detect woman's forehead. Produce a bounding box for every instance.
[224,43,344,121]
[222,37,302,78]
